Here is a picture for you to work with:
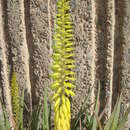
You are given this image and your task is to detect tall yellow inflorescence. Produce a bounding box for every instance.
[51,0,75,130]
[11,72,20,127]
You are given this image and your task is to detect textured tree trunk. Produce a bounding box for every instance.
[0,0,130,128]
[102,0,115,120]
[0,0,13,127]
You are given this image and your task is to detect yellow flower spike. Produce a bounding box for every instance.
[59,106,64,119]
[54,97,60,109]
[65,89,75,97]
[64,82,75,89]
[65,97,70,113]
[62,94,66,104]
[11,72,20,127]
[51,92,59,100]
[60,109,65,129]
[55,113,60,124]
[51,0,75,130]
[57,118,61,130]
[61,97,68,116]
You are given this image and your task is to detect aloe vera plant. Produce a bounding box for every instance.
[51,0,75,129]
[0,79,130,130]
[71,81,130,130]
[0,73,24,130]
[103,95,130,130]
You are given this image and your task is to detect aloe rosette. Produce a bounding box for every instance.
[51,0,75,130]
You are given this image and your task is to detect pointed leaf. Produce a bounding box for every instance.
[117,106,130,130]
[19,89,24,130]
[92,81,100,130]
[110,95,121,130]
[43,89,49,130]
[71,88,92,130]
[104,96,121,130]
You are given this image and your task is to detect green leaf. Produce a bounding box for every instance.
[0,99,11,130]
[86,111,92,126]
[19,89,24,130]
[93,112,103,130]
[0,100,6,130]
[43,89,49,130]
[110,96,121,130]
[0,118,5,130]
[0,123,5,130]
[92,81,100,130]
[117,106,130,130]
[31,104,42,130]
[104,95,121,130]
[71,88,92,130]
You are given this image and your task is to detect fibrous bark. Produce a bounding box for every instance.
[0,0,130,128]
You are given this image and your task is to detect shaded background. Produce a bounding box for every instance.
[0,0,130,129]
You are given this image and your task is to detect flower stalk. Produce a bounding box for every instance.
[51,0,75,130]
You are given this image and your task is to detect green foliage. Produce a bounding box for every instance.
[104,96,121,130]
[0,88,25,130]
[0,82,130,130]
[92,82,100,130]
[0,72,24,130]
[71,88,92,130]
[117,106,130,130]
[43,89,50,130]
[0,98,11,130]
[30,90,51,130]
[71,82,130,130]
[19,89,24,130]
[11,72,20,126]
[103,95,130,130]
[51,0,75,129]
[0,73,51,130]
[31,104,41,130]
